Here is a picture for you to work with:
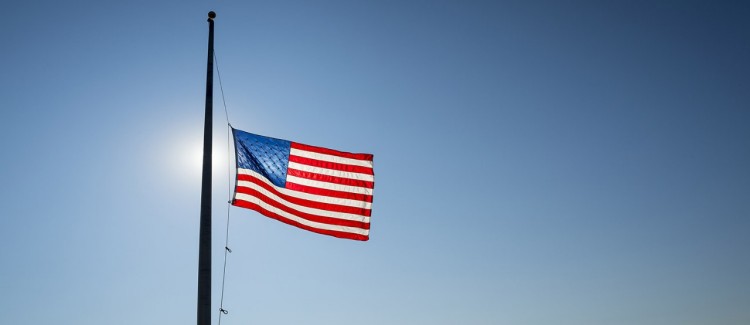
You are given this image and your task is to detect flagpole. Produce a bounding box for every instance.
[197,10,216,325]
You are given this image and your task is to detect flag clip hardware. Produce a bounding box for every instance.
[225,247,232,253]
[220,308,229,315]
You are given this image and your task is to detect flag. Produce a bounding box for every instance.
[231,128,374,241]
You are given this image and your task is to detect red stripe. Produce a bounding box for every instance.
[289,155,374,175]
[287,168,375,189]
[291,142,373,161]
[236,174,372,215]
[232,200,370,241]
[234,188,370,229]
[285,181,373,203]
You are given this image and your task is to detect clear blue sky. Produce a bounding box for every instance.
[1,1,749,324]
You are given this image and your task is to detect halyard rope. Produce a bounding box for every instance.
[215,51,233,325]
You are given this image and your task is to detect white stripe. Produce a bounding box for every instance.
[287,175,374,195]
[238,179,372,209]
[288,161,375,182]
[235,195,370,236]
[236,169,372,209]
[290,148,373,168]
[234,186,371,223]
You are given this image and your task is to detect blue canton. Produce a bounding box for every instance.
[233,129,291,188]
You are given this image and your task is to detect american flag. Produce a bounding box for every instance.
[231,128,374,241]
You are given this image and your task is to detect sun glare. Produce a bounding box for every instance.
[188,143,228,174]
[170,136,231,187]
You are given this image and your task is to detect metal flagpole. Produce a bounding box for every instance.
[197,10,216,325]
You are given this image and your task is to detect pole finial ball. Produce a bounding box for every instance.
[208,11,216,19]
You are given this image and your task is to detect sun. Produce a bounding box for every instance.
[188,142,229,175]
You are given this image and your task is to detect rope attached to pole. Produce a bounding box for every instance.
[215,51,234,325]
